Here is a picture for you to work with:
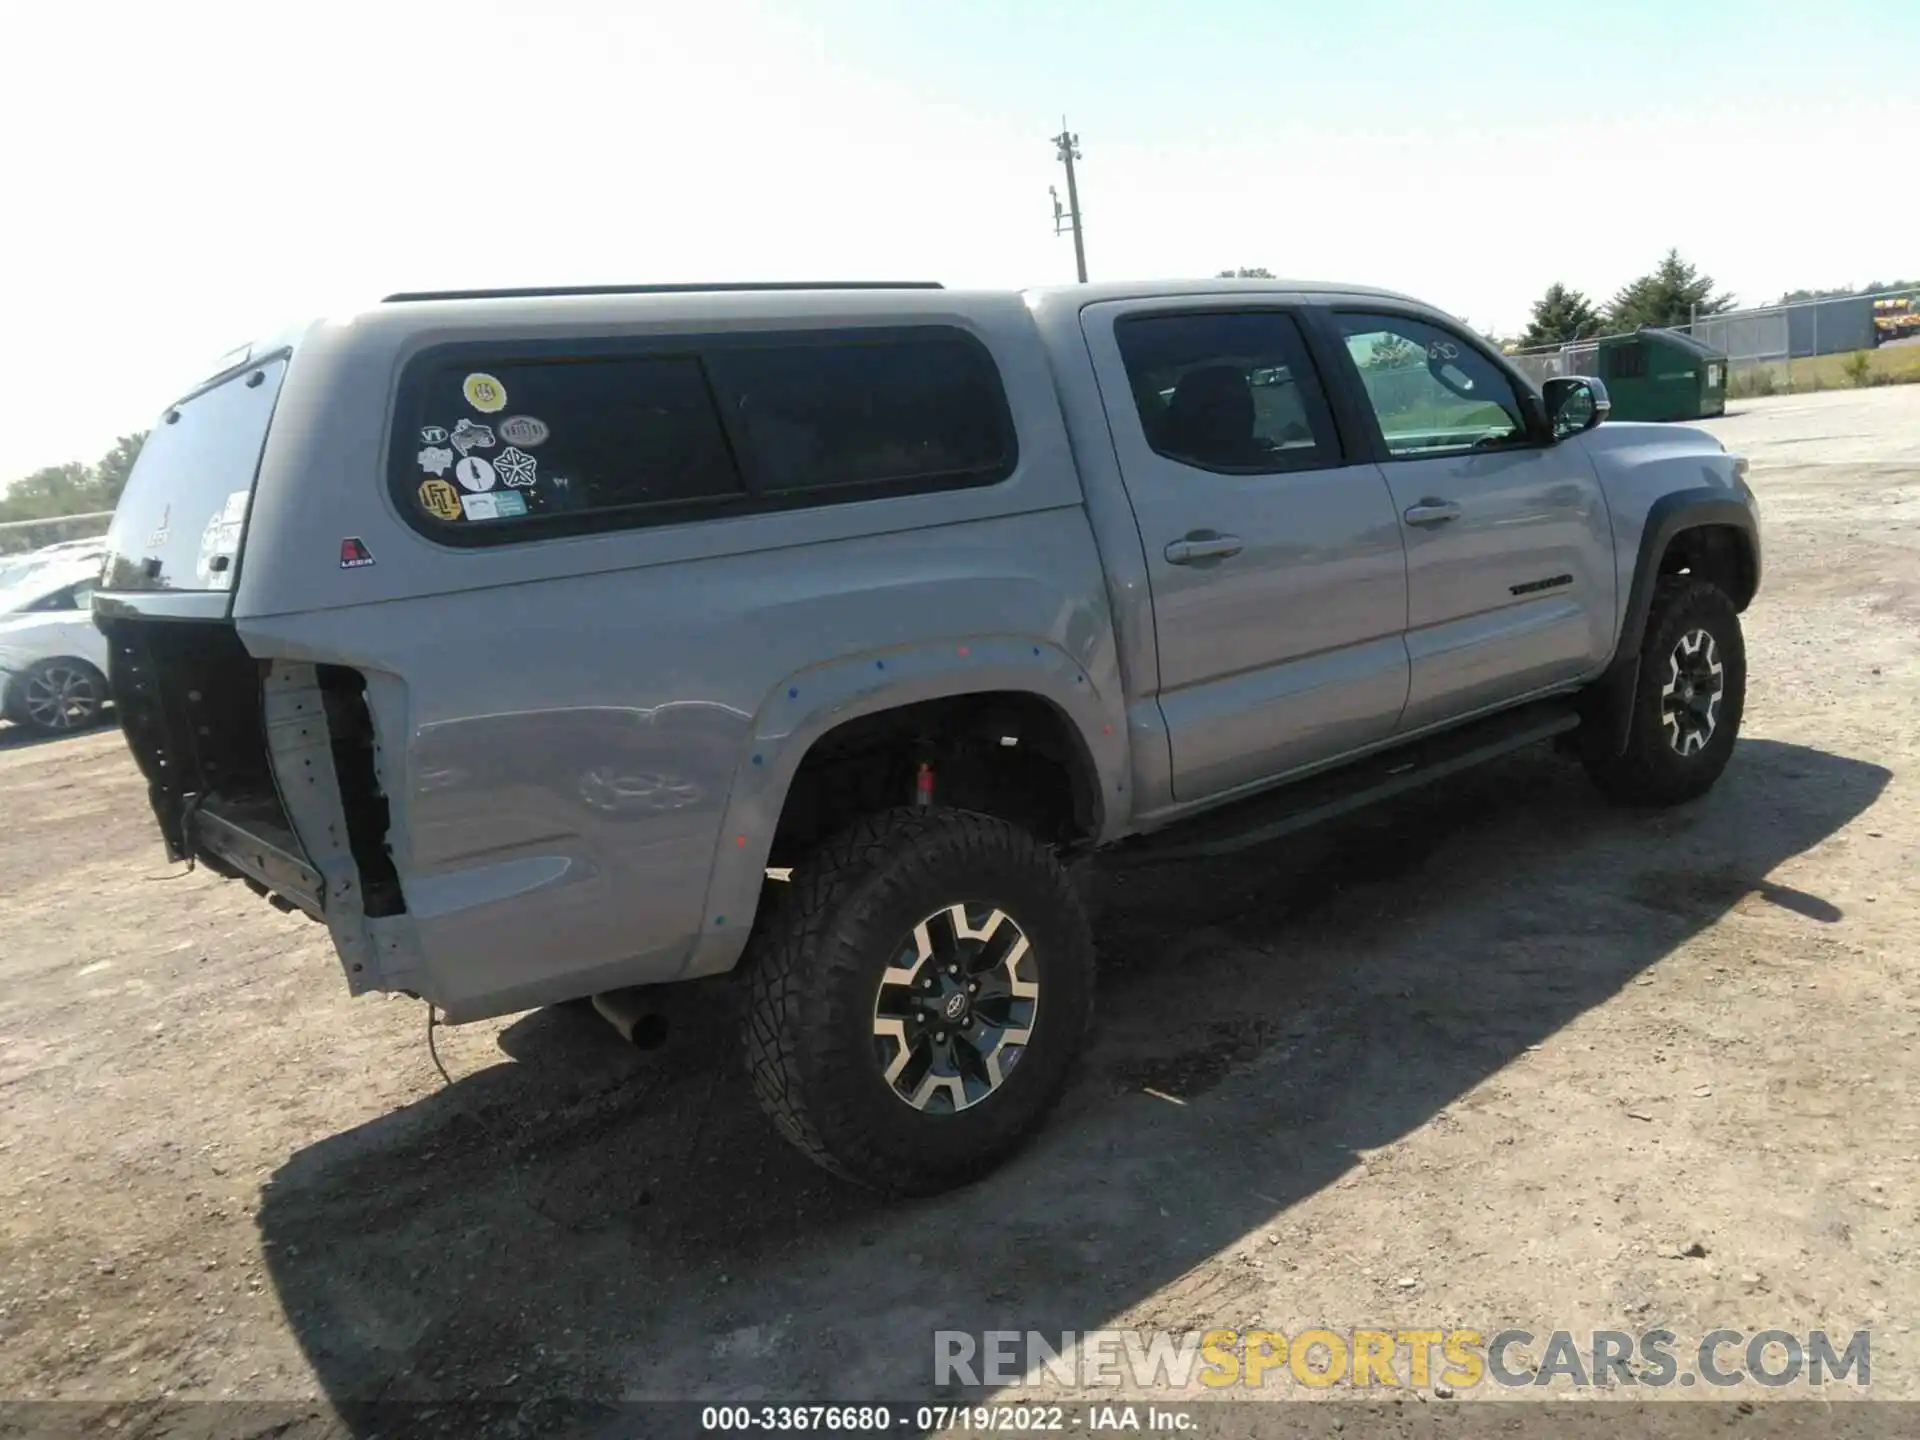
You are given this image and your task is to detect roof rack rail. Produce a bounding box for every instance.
[381,281,945,303]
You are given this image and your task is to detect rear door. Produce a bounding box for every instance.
[1082,301,1411,802]
[1318,309,1615,733]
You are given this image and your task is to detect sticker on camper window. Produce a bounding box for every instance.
[418,478,464,521]
[454,455,497,492]
[494,446,538,488]
[420,425,449,445]
[462,372,508,413]
[497,414,549,447]
[461,492,500,521]
[339,538,376,569]
[197,513,241,587]
[220,489,250,523]
[493,490,529,518]
[449,419,495,456]
[418,445,454,477]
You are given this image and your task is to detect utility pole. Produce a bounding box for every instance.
[1051,120,1087,284]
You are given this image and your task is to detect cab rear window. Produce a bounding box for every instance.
[391,327,1016,544]
[99,356,288,592]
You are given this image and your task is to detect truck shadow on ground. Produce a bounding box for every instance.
[256,738,1886,1431]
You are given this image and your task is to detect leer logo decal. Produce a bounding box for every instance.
[462,372,508,413]
[339,538,376,569]
[418,478,464,520]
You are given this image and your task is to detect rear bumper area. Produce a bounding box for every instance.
[192,795,325,917]
[98,606,409,988]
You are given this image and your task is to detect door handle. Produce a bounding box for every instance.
[1403,499,1462,527]
[1164,534,1244,565]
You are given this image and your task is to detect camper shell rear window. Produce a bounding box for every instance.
[390,326,1018,545]
[98,355,289,593]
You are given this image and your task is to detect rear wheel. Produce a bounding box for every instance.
[1581,578,1745,806]
[7,658,108,737]
[741,807,1094,1195]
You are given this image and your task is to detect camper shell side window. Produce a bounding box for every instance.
[389,326,1020,546]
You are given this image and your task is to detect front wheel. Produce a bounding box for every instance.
[6,658,109,737]
[1581,578,1746,806]
[741,807,1094,1195]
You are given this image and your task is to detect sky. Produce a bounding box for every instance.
[4,0,1916,485]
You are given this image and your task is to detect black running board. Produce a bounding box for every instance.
[1113,699,1582,865]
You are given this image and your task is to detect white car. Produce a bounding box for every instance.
[0,539,106,593]
[0,558,111,736]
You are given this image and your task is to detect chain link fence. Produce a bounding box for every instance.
[1508,286,1919,399]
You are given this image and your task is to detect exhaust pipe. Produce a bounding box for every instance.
[591,987,671,1050]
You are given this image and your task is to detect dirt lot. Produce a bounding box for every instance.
[2,388,1918,1430]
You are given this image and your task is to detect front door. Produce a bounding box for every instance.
[1322,309,1616,734]
[1083,303,1411,802]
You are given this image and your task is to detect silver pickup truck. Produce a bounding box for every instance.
[93,278,1760,1194]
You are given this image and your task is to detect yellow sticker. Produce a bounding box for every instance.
[462,372,508,413]
[418,477,464,521]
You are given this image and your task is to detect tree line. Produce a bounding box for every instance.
[0,434,147,553]
[1218,253,1742,351]
[1516,250,1736,349]
[1518,256,1920,351]
[1219,252,1915,353]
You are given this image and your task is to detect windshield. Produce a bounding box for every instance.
[0,560,98,615]
[99,356,288,593]
[0,557,44,592]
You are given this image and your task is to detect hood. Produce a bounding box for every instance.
[1583,419,1722,453]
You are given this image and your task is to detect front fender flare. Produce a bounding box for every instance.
[1589,488,1760,757]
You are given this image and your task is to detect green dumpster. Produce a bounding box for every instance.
[1593,327,1727,422]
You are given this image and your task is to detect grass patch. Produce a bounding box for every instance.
[1728,346,1920,398]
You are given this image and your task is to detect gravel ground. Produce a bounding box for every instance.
[1,387,1917,1433]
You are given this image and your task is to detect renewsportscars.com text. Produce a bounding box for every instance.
[934,1328,1871,1391]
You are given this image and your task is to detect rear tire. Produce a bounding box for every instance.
[741,807,1094,1195]
[1581,578,1745,806]
[6,658,109,737]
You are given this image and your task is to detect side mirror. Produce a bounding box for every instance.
[1542,376,1610,439]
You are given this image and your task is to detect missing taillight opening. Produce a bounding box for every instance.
[316,666,405,917]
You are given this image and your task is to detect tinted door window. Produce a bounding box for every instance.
[1114,311,1340,473]
[25,583,81,613]
[1334,313,1530,457]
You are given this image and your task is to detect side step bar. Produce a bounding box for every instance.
[1114,699,1582,865]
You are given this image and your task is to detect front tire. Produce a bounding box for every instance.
[6,658,109,737]
[741,807,1095,1195]
[1581,578,1746,806]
